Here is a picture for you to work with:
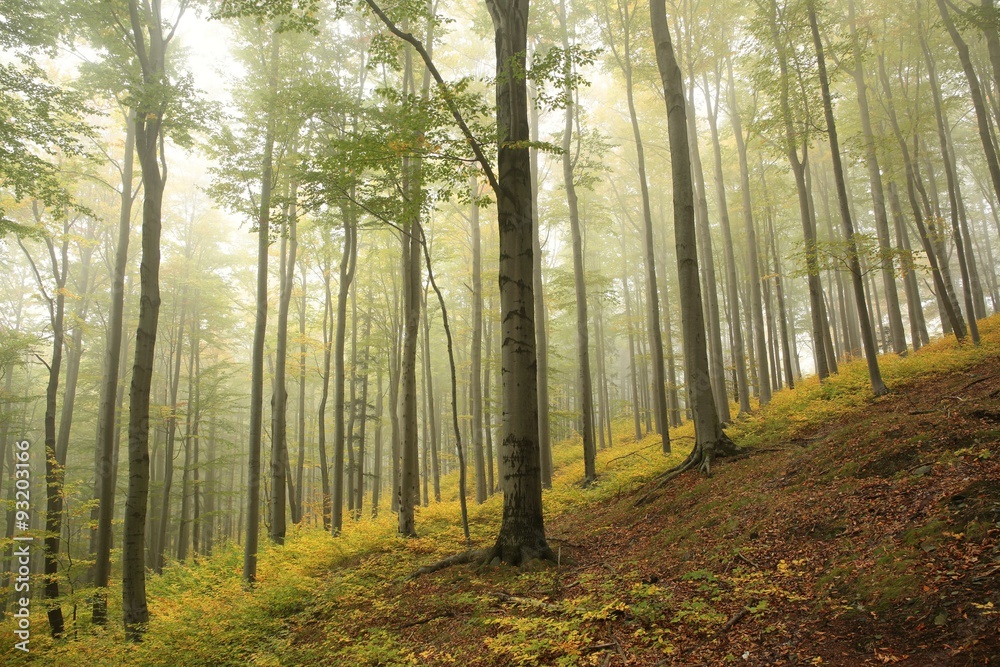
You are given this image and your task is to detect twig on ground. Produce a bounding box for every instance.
[398,610,456,628]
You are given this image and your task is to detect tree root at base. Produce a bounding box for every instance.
[404,543,560,581]
[635,434,743,507]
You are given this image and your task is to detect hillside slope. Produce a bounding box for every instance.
[5,317,1000,666]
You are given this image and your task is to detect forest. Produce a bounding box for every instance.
[0,0,998,663]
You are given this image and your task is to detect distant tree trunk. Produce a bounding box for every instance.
[178,299,200,560]
[316,234,334,530]
[686,70,731,423]
[528,64,553,488]
[766,207,795,389]
[155,296,186,572]
[242,33,279,585]
[470,179,487,503]
[609,0,670,451]
[764,0,830,381]
[887,180,929,349]
[726,57,771,407]
[877,54,966,340]
[484,297,498,491]
[847,0,906,355]
[620,246,642,441]
[20,219,68,637]
[346,283,359,515]
[936,0,1000,212]
[808,0,887,395]
[356,305,373,514]
[921,35,981,345]
[372,369,383,516]
[201,418,216,556]
[295,261,307,523]
[93,110,135,625]
[420,287,440,502]
[650,0,737,472]
[558,0,597,481]
[332,206,358,534]
[704,67,750,414]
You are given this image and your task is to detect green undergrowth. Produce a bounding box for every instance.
[3,316,998,665]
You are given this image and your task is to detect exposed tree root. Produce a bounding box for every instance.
[403,549,490,581]
[635,433,743,507]
[405,541,562,581]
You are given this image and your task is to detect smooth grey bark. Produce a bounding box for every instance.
[605,0,670,450]
[876,54,967,340]
[650,0,737,472]
[270,185,300,542]
[242,33,279,586]
[355,304,373,514]
[123,0,177,635]
[557,0,596,481]
[808,1,887,395]
[316,232,333,530]
[332,207,358,534]
[92,110,135,625]
[726,56,771,406]
[887,180,929,349]
[766,209,795,389]
[764,0,830,381]
[483,0,554,564]
[372,369,383,515]
[704,67,750,414]
[154,288,186,573]
[921,35,981,345]
[685,71,731,424]
[470,180,487,503]
[936,0,1000,214]
[528,67,553,488]
[620,243,642,441]
[19,217,68,637]
[846,0,906,354]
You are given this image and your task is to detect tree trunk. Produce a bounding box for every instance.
[808,0,888,395]
[242,32,279,585]
[470,179,487,503]
[726,57,771,406]
[847,0,907,355]
[921,35,981,345]
[704,67,750,414]
[316,234,333,530]
[650,0,737,472]
[332,206,358,534]
[484,0,554,564]
[612,0,670,451]
[92,110,135,624]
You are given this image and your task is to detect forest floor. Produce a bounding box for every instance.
[4,316,1000,666]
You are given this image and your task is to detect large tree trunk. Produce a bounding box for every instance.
[92,110,135,624]
[650,0,737,473]
[808,0,887,395]
[484,0,554,564]
[123,0,172,635]
[242,33,279,585]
